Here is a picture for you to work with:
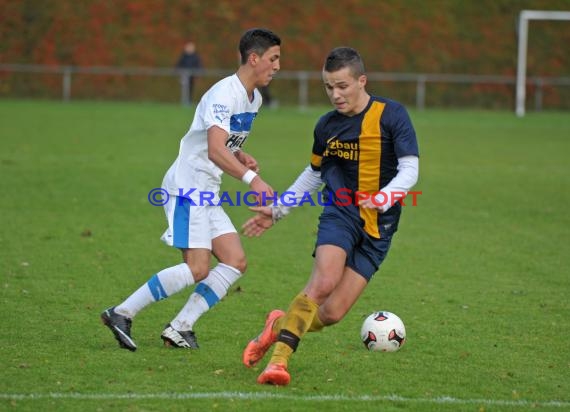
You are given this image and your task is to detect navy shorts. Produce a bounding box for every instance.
[314,211,398,281]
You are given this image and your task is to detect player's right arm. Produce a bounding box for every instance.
[241,206,273,237]
[243,118,327,237]
[243,121,328,237]
[242,165,322,237]
[270,165,322,221]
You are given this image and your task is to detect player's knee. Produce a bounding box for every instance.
[313,278,337,299]
[217,255,247,274]
[185,261,210,282]
[231,255,247,274]
[319,307,344,326]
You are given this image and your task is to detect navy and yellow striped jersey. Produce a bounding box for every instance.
[310,96,419,238]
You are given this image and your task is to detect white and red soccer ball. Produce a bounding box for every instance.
[360,311,406,352]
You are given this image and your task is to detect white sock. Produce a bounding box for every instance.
[116,263,194,318]
[171,263,241,331]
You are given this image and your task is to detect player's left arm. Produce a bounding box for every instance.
[360,155,419,212]
[207,126,255,180]
[207,126,274,203]
[361,104,419,212]
[234,150,259,173]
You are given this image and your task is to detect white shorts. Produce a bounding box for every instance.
[160,196,236,250]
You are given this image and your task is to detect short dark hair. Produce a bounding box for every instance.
[323,47,365,77]
[239,28,281,64]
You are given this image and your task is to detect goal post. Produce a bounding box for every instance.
[516,10,570,117]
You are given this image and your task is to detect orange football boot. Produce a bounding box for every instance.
[257,363,291,386]
[243,309,285,367]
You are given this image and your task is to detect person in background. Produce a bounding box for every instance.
[176,41,203,104]
[259,86,273,107]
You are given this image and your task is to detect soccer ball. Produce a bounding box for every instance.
[360,311,406,352]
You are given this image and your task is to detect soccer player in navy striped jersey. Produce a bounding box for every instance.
[241,47,419,385]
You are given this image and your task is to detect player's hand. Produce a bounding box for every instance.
[359,197,383,211]
[249,176,274,206]
[242,206,273,237]
[235,151,259,173]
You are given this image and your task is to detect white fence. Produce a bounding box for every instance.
[1,63,569,112]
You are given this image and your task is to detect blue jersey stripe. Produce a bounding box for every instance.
[230,112,257,132]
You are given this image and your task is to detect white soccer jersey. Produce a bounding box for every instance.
[162,74,262,200]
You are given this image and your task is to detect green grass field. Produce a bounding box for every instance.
[1,99,569,411]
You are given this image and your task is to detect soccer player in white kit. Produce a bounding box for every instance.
[101,28,281,351]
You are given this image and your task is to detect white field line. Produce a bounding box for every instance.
[0,392,569,407]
